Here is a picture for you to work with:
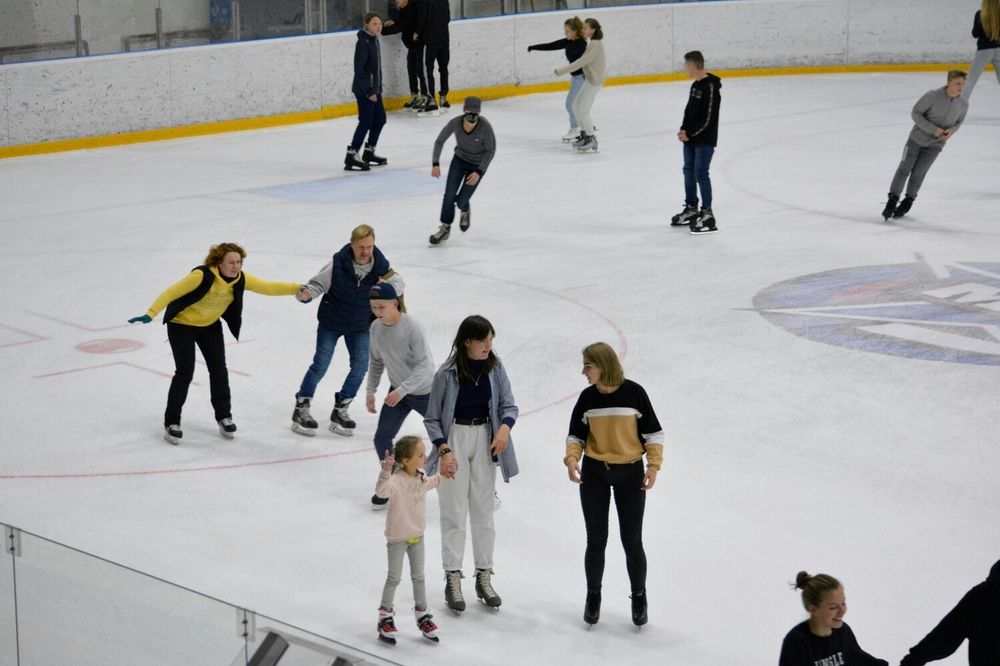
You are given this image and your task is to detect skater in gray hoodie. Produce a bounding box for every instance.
[882,70,969,221]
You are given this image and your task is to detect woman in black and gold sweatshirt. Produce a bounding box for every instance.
[129,243,304,445]
[564,341,664,628]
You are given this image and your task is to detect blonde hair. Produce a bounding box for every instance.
[983,0,1000,42]
[582,342,624,388]
[793,571,842,611]
[204,243,246,267]
[948,69,968,82]
[392,435,422,472]
[351,224,375,242]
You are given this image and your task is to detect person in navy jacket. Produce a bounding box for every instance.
[292,225,405,438]
[346,13,388,171]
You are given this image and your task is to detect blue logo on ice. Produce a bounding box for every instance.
[752,259,1000,366]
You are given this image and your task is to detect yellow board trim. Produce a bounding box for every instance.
[0,62,984,160]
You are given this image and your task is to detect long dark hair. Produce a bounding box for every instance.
[450,314,498,380]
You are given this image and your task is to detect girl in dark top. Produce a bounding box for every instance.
[564,342,664,627]
[964,0,1000,99]
[527,17,587,142]
[779,571,888,666]
[424,315,518,615]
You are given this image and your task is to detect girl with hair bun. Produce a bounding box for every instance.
[779,571,888,666]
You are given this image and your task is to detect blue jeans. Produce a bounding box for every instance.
[682,142,715,209]
[373,392,430,461]
[298,325,370,402]
[351,92,386,152]
[566,74,585,127]
[440,156,480,225]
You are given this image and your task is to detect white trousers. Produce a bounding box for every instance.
[438,422,496,571]
[572,81,602,136]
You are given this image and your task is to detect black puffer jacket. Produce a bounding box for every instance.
[352,29,382,97]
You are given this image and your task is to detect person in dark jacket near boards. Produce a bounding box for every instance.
[292,225,406,438]
[671,50,722,235]
[347,13,388,171]
[382,0,428,111]
[414,0,450,115]
[128,243,305,445]
[899,558,1000,666]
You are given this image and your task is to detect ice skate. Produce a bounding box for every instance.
[631,590,648,627]
[164,424,182,446]
[429,224,451,246]
[690,207,718,234]
[671,202,699,226]
[329,396,356,436]
[440,94,450,110]
[475,568,501,609]
[562,127,581,142]
[892,195,914,219]
[363,142,387,167]
[418,99,440,117]
[584,589,601,626]
[344,146,371,172]
[576,135,598,153]
[444,570,466,614]
[217,418,236,440]
[377,607,398,645]
[291,396,318,436]
[881,193,899,221]
[571,131,587,148]
[403,94,420,111]
[415,607,440,642]
[371,493,389,510]
[459,208,471,232]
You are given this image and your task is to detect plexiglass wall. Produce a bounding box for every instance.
[0,522,395,666]
[0,0,698,64]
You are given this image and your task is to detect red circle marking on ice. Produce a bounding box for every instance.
[76,339,145,354]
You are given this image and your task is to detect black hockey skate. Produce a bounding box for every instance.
[291,396,318,436]
[429,224,451,246]
[671,202,699,226]
[576,135,598,153]
[881,193,899,221]
[690,208,718,234]
[345,146,371,172]
[363,142,387,166]
[631,590,648,627]
[164,424,182,446]
[584,589,601,626]
[218,418,237,440]
[475,568,501,609]
[892,195,914,219]
[459,207,471,232]
[445,570,466,615]
[329,395,356,436]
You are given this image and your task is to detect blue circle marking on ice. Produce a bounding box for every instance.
[251,170,437,204]
[752,259,1000,366]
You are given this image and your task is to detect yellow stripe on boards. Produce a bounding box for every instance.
[0,63,984,160]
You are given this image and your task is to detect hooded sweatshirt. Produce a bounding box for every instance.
[681,73,722,147]
[908,86,968,149]
[900,559,1000,666]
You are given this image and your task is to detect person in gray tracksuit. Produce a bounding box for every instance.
[882,70,969,221]
[427,96,496,246]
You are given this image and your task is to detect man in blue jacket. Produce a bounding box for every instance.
[293,225,405,436]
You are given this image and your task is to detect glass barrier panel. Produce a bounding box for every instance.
[252,613,401,666]
[160,0,214,49]
[0,0,84,64]
[14,531,249,666]
[324,0,373,34]
[0,526,17,666]
[82,0,160,57]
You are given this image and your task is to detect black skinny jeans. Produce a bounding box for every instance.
[424,42,449,97]
[165,321,231,426]
[580,456,647,593]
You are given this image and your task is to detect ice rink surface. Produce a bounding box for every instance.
[1,71,999,665]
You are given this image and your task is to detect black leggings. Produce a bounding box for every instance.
[165,321,231,426]
[580,456,647,592]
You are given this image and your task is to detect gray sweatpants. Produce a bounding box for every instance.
[963,48,1000,99]
[890,138,943,199]
[380,537,426,609]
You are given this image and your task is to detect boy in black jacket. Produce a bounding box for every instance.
[672,50,722,234]
[900,558,1000,666]
[346,13,388,171]
[382,0,428,111]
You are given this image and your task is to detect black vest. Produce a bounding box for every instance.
[163,266,246,339]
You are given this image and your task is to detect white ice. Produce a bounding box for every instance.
[1,72,999,665]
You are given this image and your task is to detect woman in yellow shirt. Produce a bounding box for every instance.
[129,243,305,445]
